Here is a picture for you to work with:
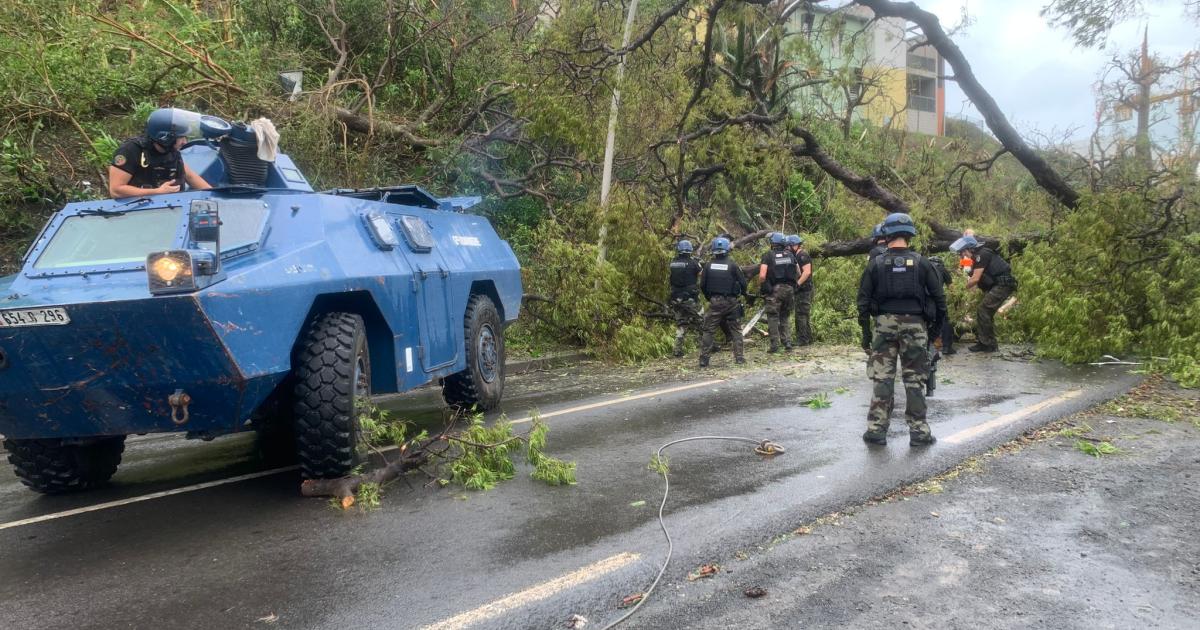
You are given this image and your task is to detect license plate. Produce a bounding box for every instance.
[0,307,71,328]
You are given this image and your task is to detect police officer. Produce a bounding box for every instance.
[857,213,947,447]
[867,223,888,261]
[949,235,1017,353]
[108,108,212,198]
[699,237,747,367]
[787,234,814,346]
[667,240,703,358]
[757,232,800,353]
[928,255,955,355]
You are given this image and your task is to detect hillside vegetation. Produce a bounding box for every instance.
[1,0,1196,383]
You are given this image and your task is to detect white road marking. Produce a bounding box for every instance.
[0,465,299,531]
[0,379,723,531]
[421,552,641,630]
[941,389,1083,445]
[508,379,726,425]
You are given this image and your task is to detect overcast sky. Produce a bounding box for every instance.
[917,0,1198,140]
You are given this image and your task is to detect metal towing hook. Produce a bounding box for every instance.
[168,389,191,425]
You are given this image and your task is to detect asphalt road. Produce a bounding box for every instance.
[0,348,1137,629]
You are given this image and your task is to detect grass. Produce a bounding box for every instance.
[805,392,833,409]
[1074,440,1121,458]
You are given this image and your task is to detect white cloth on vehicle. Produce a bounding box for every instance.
[250,118,280,162]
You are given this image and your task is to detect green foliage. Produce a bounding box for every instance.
[1074,439,1120,458]
[354,482,382,510]
[450,416,518,491]
[647,453,670,476]
[805,392,832,409]
[1011,193,1200,386]
[450,413,574,490]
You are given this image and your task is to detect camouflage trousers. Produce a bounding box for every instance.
[764,283,794,350]
[669,295,701,355]
[976,284,1014,349]
[793,287,813,345]
[700,295,744,363]
[865,314,932,437]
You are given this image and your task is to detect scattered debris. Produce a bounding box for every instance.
[687,563,720,581]
[793,526,813,535]
[619,593,644,608]
[744,587,768,599]
[629,500,646,507]
[930,511,940,518]
[566,613,588,628]
[255,613,278,624]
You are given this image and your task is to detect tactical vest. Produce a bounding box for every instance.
[703,258,738,296]
[769,248,799,282]
[872,250,926,316]
[668,256,699,297]
[978,248,1015,289]
[127,137,183,189]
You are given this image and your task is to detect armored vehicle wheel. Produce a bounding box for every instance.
[442,294,505,411]
[293,312,370,479]
[4,436,126,494]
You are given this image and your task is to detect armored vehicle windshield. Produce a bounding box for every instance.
[33,206,185,271]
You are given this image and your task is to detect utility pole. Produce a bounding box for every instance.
[594,0,640,288]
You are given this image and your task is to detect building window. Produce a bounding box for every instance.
[907,75,936,112]
[906,52,937,73]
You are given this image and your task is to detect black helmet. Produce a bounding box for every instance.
[146,108,191,148]
[880,212,917,237]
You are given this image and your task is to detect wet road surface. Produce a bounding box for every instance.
[0,348,1137,629]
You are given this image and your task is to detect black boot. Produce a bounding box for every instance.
[968,343,997,353]
[910,432,937,447]
[862,430,887,446]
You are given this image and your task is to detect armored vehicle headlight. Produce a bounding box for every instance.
[147,250,197,294]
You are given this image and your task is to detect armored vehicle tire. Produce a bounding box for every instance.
[4,436,126,494]
[293,312,369,479]
[442,294,505,411]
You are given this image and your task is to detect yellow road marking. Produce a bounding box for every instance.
[421,552,641,630]
[0,465,300,532]
[508,379,726,425]
[941,389,1083,445]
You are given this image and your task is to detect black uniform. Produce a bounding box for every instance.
[929,257,955,354]
[971,247,1017,349]
[793,249,814,345]
[668,254,703,357]
[699,255,747,365]
[111,136,184,191]
[760,247,799,351]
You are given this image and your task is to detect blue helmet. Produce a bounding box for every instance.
[676,239,693,254]
[880,212,917,237]
[949,235,980,252]
[871,223,884,240]
[146,108,192,148]
[769,232,786,246]
[710,237,731,255]
[786,234,802,246]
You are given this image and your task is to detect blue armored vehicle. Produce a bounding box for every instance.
[0,110,522,493]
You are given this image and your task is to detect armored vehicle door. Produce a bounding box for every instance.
[395,214,459,372]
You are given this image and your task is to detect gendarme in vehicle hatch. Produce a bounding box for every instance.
[0,109,523,494]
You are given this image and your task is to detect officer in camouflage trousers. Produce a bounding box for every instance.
[667,240,703,358]
[787,234,814,346]
[950,234,1017,353]
[857,213,947,447]
[757,232,801,353]
[699,237,747,367]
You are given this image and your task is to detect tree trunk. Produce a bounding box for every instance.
[853,0,1080,210]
